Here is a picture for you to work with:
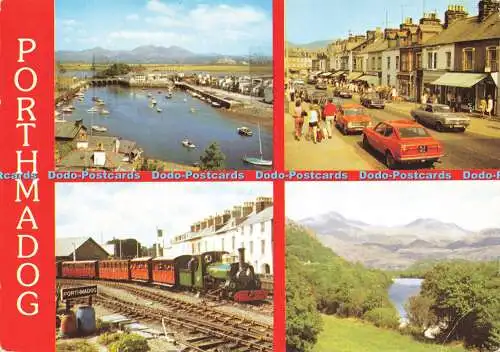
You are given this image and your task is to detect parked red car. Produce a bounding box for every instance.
[336,104,372,134]
[362,120,444,169]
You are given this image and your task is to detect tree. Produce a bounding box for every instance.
[107,238,142,258]
[406,294,437,330]
[199,142,226,170]
[101,63,131,77]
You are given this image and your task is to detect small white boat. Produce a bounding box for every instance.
[100,110,110,115]
[151,98,157,105]
[242,123,272,166]
[92,125,107,132]
[207,98,212,104]
[212,102,221,108]
[147,93,152,97]
[62,107,73,113]
[87,107,99,113]
[55,111,61,117]
[96,101,105,106]
[181,139,196,149]
[183,98,187,102]
[75,92,85,98]
[190,108,196,113]
[157,108,163,112]
[67,105,76,110]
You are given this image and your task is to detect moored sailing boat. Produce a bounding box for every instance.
[242,124,272,166]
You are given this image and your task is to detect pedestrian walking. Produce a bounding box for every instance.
[456,94,462,112]
[308,100,320,144]
[290,84,295,102]
[479,97,487,118]
[446,92,452,108]
[323,98,337,139]
[487,95,494,119]
[293,99,304,141]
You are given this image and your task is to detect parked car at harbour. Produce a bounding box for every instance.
[362,120,444,169]
[410,103,470,132]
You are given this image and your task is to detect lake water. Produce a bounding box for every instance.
[60,86,273,169]
[388,278,423,322]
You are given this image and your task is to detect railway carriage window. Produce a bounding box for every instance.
[384,127,394,137]
[205,255,213,264]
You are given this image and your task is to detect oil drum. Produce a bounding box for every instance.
[76,305,96,335]
[60,311,77,337]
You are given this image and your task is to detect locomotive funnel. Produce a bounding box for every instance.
[238,247,245,270]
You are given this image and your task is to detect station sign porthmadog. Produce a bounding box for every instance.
[61,285,97,301]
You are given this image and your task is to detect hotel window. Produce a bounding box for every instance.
[250,241,254,255]
[197,242,201,253]
[377,56,382,70]
[249,224,253,235]
[261,222,265,232]
[416,53,422,69]
[387,75,390,86]
[446,52,452,69]
[221,238,224,251]
[486,46,498,72]
[371,57,376,70]
[396,56,400,70]
[232,236,235,250]
[261,240,265,255]
[387,57,391,69]
[462,48,475,71]
[204,241,207,251]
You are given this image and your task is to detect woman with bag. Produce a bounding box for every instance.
[293,99,304,141]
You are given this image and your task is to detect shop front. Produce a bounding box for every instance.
[397,72,414,101]
[430,72,490,112]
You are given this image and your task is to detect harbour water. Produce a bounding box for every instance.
[60,85,273,169]
[388,278,423,322]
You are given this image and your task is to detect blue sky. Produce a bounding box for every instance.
[286,181,500,231]
[56,182,273,246]
[56,0,272,55]
[286,0,476,44]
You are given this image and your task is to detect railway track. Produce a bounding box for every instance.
[58,279,273,352]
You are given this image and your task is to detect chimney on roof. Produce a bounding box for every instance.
[223,210,231,223]
[255,197,273,214]
[215,214,223,226]
[366,30,376,41]
[400,17,415,30]
[419,12,442,26]
[190,224,196,232]
[232,206,242,220]
[75,119,83,127]
[478,0,499,22]
[201,218,208,230]
[195,221,201,232]
[445,5,468,28]
[384,28,399,40]
[242,202,254,217]
[208,216,215,227]
[355,35,365,42]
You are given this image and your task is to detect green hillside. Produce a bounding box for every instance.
[313,315,467,352]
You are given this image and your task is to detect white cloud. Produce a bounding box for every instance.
[56,183,273,246]
[108,30,194,45]
[286,181,500,231]
[126,14,140,21]
[59,19,80,27]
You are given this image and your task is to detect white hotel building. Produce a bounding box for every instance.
[163,197,274,275]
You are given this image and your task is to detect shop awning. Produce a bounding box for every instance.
[430,73,487,88]
[320,72,332,77]
[332,71,346,77]
[358,75,380,86]
[347,72,363,80]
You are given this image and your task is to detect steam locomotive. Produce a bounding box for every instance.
[56,248,267,302]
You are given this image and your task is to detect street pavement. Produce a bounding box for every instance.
[285,85,500,170]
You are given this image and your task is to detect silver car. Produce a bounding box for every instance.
[410,103,470,132]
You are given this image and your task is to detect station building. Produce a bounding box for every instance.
[55,236,111,262]
[163,197,274,275]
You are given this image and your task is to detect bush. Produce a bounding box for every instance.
[109,334,150,352]
[56,341,98,352]
[98,332,122,346]
[363,307,400,329]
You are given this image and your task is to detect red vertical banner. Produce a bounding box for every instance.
[273,0,285,348]
[0,0,55,351]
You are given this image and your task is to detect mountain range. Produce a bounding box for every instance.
[298,212,500,270]
[56,45,272,64]
[286,40,332,50]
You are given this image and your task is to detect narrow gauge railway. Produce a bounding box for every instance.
[58,278,273,320]
[59,281,273,352]
[57,249,268,303]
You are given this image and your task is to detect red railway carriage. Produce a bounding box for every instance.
[62,260,99,279]
[130,257,152,282]
[151,257,176,286]
[99,260,131,281]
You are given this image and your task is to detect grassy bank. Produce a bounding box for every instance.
[314,315,468,352]
[61,63,272,74]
